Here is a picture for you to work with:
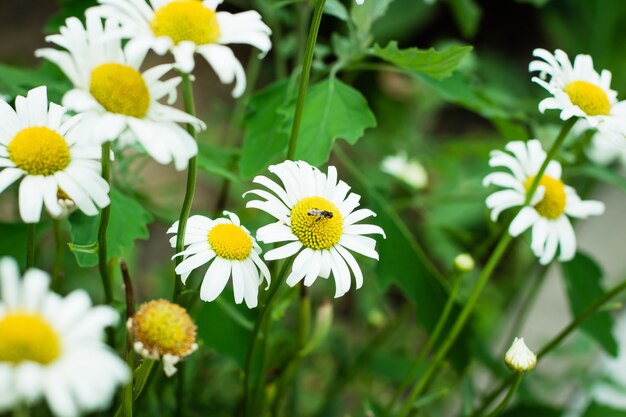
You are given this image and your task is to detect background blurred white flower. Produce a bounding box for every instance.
[381,152,428,190]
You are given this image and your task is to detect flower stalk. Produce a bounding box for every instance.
[98,142,113,305]
[173,73,198,301]
[25,224,35,269]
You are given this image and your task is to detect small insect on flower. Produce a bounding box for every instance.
[308,208,334,221]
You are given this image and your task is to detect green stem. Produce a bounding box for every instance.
[286,0,326,160]
[243,258,293,417]
[486,374,523,417]
[173,73,198,301]
[98,142,113,305]
[396,119,577,417]
[121,261,135,417]
[386,271,465,414]
[51,218,64,292]
[13,403,29,417]
[25,224,35,269]
[470,277,626,417]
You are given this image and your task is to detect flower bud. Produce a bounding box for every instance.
[505,337,536,373]
[454,253,475,272]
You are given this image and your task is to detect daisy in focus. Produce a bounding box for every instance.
[483,139,604,264]
[0,86,109,223]
[91,0,272,97]
[36,12,204,170]
[129,299,197,376]
[381,151,428,190]
[529,48,626,144]
[0,257,129,416]
[168,211,270,308]
[245,160,385,298]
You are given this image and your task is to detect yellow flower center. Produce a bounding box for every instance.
[524,175,567,219]
[0,313,61,365]
[208,223,253,261]
[89,63,150,118]
[564,80,611,116]
[150,0,220,45]
[132,300,196,357]
[290,196,343,250]
[8,127,70,176]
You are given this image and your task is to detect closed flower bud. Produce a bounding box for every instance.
[505,337,537,373]
[454,253,475,272]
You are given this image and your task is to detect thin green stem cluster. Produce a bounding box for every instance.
[98,142,113,305]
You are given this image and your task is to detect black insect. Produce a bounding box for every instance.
[307,208,333,221]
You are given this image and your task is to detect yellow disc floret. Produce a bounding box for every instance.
[132,299,196,357]
[564,80,611,116]
[8,127,70,176]
[0,313,61,365]
[524,175,567,219]
[290,196,343,250]
[208,223,253,261]
[150,1,220,45]
[90,63,150,118]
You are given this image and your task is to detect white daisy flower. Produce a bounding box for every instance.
[576,119,626,167]
[0,86,109,223]
[504,337,537,373]
[0,257,129,417]
[381,151,428,190]
[483,139,605,265]
[356,0,364,4]
[529,48,626,143]
[35,12,204,171]
[245,160,386,298]
[129,299,197,377]
[91,0,272,97]
[168,211,270,308]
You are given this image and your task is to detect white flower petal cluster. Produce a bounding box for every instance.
[168,211,270,308]
[381,151,428,190]
[0,87,109,223]
[91,0,272,97]
[529,48,626,145]
[36,12,204,170]
[484,139,604,264]
[245,160,385,298]
[0,258,129,417]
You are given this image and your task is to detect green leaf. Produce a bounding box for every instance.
[324,0,349,20]
[239,80,293,179]
[351,0,394,34]
[291,78,376,165]
[196,298,252,368]
[69,189,153,267]
[448,0,482,38]
[371,41,473,80]
[0,62,70,102]
[561,252,618,356]
[515,0,551,6]
[196,142,239,182]
[582,402,626,417]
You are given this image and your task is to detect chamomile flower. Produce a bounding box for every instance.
[168,211,270,308]
[0,257,129,417]
[529,48,626,143]
[91,0,271,97]
[129,299,197,377]
[0,86,109,223]
[36,12,204,170]
[356,0,364,4]
[484,139,604,265]
[245,160,386,298]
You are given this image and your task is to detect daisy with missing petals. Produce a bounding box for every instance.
[484,139,605,265]
[0,257,129,416]
[36,12,204,170]
[168,211,270,308]
[245,160,385,298]
[529,48,626,143]
[0,86,109,223]
[129,299,197,377]
[91,0,271,97]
